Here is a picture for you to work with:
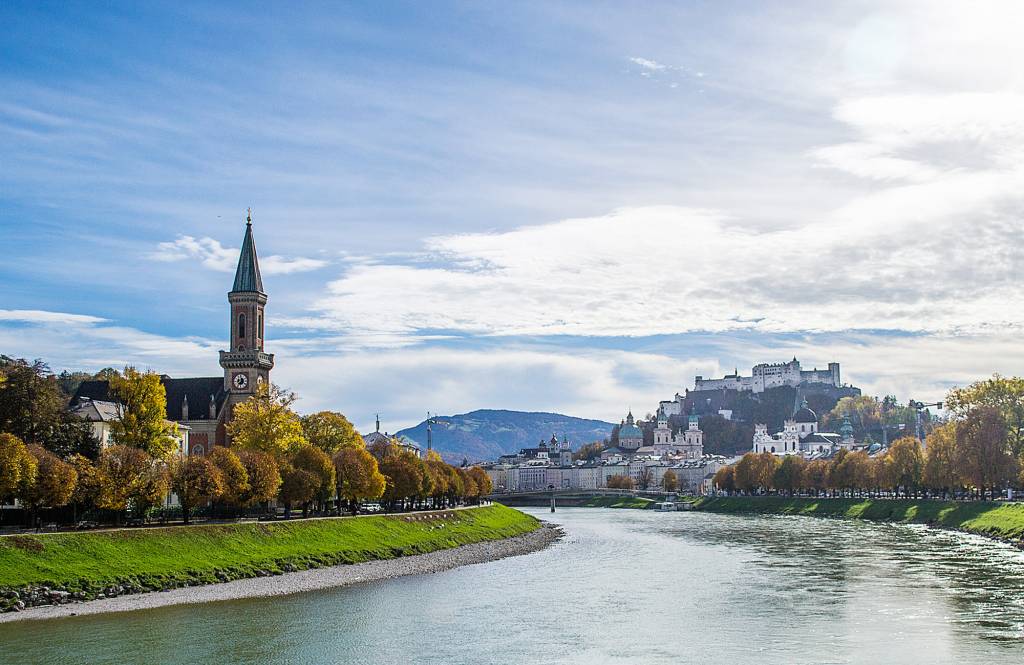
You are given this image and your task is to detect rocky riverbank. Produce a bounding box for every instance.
[0,523,561,623]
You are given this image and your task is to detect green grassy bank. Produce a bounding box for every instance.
[0,504,539,608]
[691,496,1024,543]
[580,496,656,509]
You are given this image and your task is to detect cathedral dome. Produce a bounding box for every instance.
[619,422,643,439]
[793,399,817,423]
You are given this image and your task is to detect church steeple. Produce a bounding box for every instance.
[232,209,264,294]
[220,210,274,427]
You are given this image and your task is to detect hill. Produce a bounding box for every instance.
[397,409,613,463]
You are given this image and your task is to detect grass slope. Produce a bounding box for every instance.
[580,496,655,509]
[692,496,1024,542]
[0,504,539,596]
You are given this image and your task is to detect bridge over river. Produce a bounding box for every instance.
[488,488,681,507]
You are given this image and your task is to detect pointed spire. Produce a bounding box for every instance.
[232,209,265,294]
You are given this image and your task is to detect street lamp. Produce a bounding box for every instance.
[908,400,943,442]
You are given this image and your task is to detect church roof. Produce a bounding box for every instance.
[70,398,120,422]
[73,377,227,422]
[619,423,643,439]
[232,216,265,294]
[793,399,817,423]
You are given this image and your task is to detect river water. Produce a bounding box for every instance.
[3,507,1024,664]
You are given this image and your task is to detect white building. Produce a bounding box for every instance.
[648,409,703,459]
[753,400,844,456]
[71,396,190,456]
[694,358,841,394]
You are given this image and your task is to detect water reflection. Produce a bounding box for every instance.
[1,508,1023,664]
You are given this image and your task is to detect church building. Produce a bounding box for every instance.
[72,212,273,455]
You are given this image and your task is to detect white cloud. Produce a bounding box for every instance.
[152,235,328,275]
[304,199,1024,340]
[0,314,221,376]
[629,57,666,71]
[0,309,107,325]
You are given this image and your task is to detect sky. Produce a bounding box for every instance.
[2,1,1024,433]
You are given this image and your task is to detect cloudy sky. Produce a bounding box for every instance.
[2,1,1022,432]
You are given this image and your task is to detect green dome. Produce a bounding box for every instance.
[619,423,643,439]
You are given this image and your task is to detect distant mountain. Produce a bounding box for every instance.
[396,409,614,463]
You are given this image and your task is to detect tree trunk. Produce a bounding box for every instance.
[182,503,191,525]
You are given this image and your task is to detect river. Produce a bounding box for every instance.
[2,507,1024,664]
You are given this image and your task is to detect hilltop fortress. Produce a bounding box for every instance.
[694,358,841,394]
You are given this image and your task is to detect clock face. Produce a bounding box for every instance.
[233,373,248,389]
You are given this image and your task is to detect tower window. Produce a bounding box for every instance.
[258,313,263,340]
[239,313,246,340]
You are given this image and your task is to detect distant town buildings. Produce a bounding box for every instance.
[484,409,724,495]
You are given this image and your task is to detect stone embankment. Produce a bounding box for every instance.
[0,523,561,622]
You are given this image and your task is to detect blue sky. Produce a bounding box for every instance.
[3,1,1024,432]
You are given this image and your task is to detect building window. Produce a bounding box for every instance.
[258,312,264,340]
[238,313,246,341]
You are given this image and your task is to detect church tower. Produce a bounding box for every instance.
[219,211,274,418]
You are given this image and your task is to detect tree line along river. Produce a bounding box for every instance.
[2,507,1023,664]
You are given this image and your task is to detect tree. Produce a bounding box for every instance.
[955,407,1016,500]
[823,395,882,438]
[923,422,958,498]
[170,455,223,524]
[831,450,872,495]
[733,453,759,493]
[292,445,335,515]
[802,459,830,496]
[47,416,101,460]
[19,445,77,525]
[208,447,249,508]
[68,453,101,519]
[277,462,318,518]
[333,446,386,514]
[772,455,807,496]
[109,366,179,460]
[227,383,306,456]
[946,375,1024,456]
[663,469,679,492]
[468,467,491,502]
[887,437,924,497]
[872,454,896,495]
[637,466,654,490]
[0,433,37,502]
[457,467,478,503]
[236,450,281,508]
[607,474,635,490]
[300,411,363,455]
[713,466,734,493]
[95,445,156,516]
[573,441,606,462]
[379,451,425,510]
[0,357,66,446]
[423,458,449,508]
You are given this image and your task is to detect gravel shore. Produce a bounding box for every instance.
[0,523,562,623]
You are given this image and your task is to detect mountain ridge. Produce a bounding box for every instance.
[396,409,614,463]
